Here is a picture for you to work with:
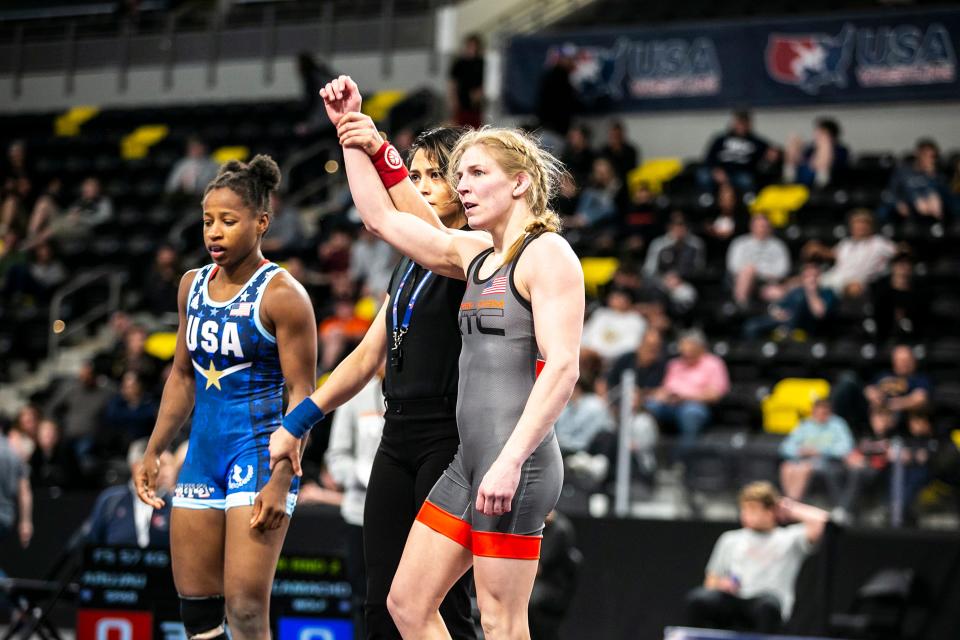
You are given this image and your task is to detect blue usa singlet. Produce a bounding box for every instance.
[173,261,299,515]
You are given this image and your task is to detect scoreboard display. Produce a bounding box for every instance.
[77,546,354,639]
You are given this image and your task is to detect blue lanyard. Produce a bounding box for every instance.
[392,263,433,340]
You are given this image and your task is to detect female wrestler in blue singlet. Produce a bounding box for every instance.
[136,156,318,640]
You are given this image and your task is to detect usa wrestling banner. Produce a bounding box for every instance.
[503,7,960,114]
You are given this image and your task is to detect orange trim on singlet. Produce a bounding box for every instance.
[472,531,542,560]
[535,358,545,378]
[416,501,472,550]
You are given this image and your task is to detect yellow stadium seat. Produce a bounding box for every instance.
[580,257,619,297]
[627,158,683,196]
[121,125,169,159]
[355,295,379,323]
[952,430,960,450]
[362,90,407,123]
[212,146,250,164]
[761,378,830,434]
[750,184,810,227]
[145,331,177,361]
[55,105,100,137]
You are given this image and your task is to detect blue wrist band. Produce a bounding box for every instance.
[283,398,325,438]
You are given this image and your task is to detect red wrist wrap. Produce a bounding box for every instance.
[371,141,409,189]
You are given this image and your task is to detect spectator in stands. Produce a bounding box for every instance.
[699,110,776,193]
[704,182,749,245]
[349,227,396,297]
[726,215,791,307]
[29,418,79,493]
[686,482,829,633]
[567,157,626,232]
[778,398,854,502]
[448,33,485,129]
[0,140,35,237]
[835,406,895,524]
[261,192,306,258]
[643,211,706,281]
[529,510,580,640]
[102,371,160,457]
[164,136,219,197]
[24,178,64,245]
[643,212,704,315]
[11,403,41,442]
[870,251,926,344]
[581,286,647,362]
[296,51,337,133]
[316,227,354,293]
[884,138,950,224]
[103,324,164,391]
[42,176,113,253]
[803,209,895,298]
[604,329,666,400]
[0,427,32,548]
[743,262,838,339]
[783,117,849,188]
[864,345,932,428]
[325,369,386,632]
[536,45,580,146]
[599,121,639,184]
[84,439,174,547]
[46,361,113,464]
[559,125,595,190]
[3,242,67,306]
[622,182,659,249]
[895,411,940,526]
[141,244,181,316]
[555,377,614,457]
[645,330,730,457]
[319,296,371,371]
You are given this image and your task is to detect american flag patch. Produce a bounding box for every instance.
[229,302,254,317]
[481,275,508,296]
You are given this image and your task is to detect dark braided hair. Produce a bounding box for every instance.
[202,154,281,214]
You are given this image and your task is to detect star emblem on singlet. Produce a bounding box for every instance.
[192,359,254,390]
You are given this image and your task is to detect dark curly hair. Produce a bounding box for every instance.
[202,154,281,214]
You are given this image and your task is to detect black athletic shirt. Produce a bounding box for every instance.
[382,256,466,403]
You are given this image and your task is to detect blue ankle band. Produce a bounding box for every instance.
[283,398,325,438]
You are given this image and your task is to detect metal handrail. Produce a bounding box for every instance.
[47,268,124,359]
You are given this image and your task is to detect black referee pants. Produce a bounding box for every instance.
[363,411,476,640]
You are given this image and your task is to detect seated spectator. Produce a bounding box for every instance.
[599,121,639,184]
[41,177,113,252]
[262,192,307,258]
[884,138,950,224]
[835,406,896,524]
[685,482,828,633]
[84,439,175,547]
[870,252,926,344]
[102,371,159,457]
[29,418,80,492]
[529,510,581,640]
[0,140,35,237]
[645,330,730,457]
[803,209,895,298]
[45,361,113,464]
[621,182,659,249]
[448,33,485,129]
[643,212,706,281]
[567,157,626,231]
[703,182,749,244]
[319,297,371,371]
[864,345,931,428]
[743,262,838,339]
[604,329,666,399]
[141,244,181,316]
[581,287,647,362]
[3,242,67,306]
[11,403,41,442]
[726,215,791,307]
[698,110,776,193]
[164,136,219,197]
[555,377,614,456]
[24,178,64,245]
[349,227,396,298]
[783,117,849,188]
[778,399,854,502]
[559,124,595,190]
[102,324,165,391]
[894,410,940,526]
[1,427,33,548]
